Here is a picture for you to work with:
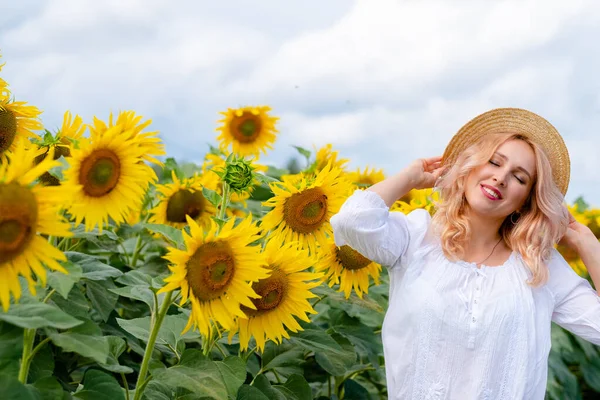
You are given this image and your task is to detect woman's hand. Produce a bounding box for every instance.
[404,156,446,190]
[559,208,596,253]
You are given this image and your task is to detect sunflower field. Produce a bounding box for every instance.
[1,53,600,400]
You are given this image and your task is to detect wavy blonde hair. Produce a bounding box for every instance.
[432,133,569,286]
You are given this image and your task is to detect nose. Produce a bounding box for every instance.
[493,174,507,187]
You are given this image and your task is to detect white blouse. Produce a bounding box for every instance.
[330,190,600,400]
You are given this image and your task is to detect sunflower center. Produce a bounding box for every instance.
[79,149,121,197]
[283,187,328,234]
[166,189,206,223]
[0,183,38,264]
[186,241,235,301]
[336,245,371,271]
[242,268,288,317]
[230,112,262,143]
[0,107,17,153]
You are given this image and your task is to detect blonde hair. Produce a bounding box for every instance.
[432,133,569,286]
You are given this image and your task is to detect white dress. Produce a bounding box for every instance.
[330,190,600,400]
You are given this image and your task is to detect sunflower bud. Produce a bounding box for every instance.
[222,155,255,194]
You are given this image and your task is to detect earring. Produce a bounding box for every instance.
[510,212,521,225]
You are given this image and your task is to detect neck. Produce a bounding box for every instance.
[464,208,504,252]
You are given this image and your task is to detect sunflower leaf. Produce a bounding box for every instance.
[152,350,246,399]
[144,223,183,247]
[237,384,270,400]
[73,369,125,400]
[272,374,312,400]
[0,303,83,330]
[49,332,109,365]
[202,187,222,208]
[65,252,123,280]
[86,280,119,322]
[292,146,312,163]
[48,261,83,299]
[0,375,37,400]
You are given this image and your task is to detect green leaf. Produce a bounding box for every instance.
[253,173,280,185]
[313,333,356,376]
[342,379,371,400]
[0,375,37,400]
[0,323,22,377]
[29,344,55,381]
[0,303,83,330]
[272,374,312,400]
[214,357,246,398]
[237,385,270,400]
[66,252,123,280]
[152,350,246,399]
[109,286,154,309]
[251,375,286,400]
[330,310,382,367]
[262,342,305,375]
[142,381,172,400]
[292,146,311,161]
[30,376,64,400]
[116,270,152,286]
[73,369,125,400]
[202,187,222,208]
[51,285,90,319]
[98,336,134,374]
[49,332,109,364]
[48,261,83,299]
[582,358,600,391]
[86,280,119,322]
[144,223,183,246]
[116,315,200,356]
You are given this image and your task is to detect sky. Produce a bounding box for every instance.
[2,0,600,204]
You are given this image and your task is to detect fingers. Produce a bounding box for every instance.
[423,156,443,165]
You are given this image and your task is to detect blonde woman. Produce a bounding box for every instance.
[330,108,600,399]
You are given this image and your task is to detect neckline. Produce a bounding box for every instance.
[455,250,517,270]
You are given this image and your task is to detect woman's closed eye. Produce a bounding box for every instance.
[489,160,526,184]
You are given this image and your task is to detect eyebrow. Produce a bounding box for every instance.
[494,152,533,179]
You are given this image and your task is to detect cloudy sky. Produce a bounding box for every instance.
[2,0,600,203]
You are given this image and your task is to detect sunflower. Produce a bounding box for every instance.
[63,123,157,232]
[149,172,216,229]
[392,188,439,214]
[311,144,349,174]
[201,151,267,204]
[0,96,43,154]
[318,242,381,299]
[231,240,323,351]
[159,215,270,337]
[346,166,385,190]
[35,111,87,186]
[556,243,587,277]
[0,141,72,311]
[90,111,165,165]
[261,162,353,255]
[216,106,279,159]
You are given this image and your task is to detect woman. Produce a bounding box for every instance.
[330,108,600,399]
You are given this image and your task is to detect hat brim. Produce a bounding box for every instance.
[442,108,570,195]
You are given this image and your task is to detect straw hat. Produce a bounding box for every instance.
[442,108,570,195]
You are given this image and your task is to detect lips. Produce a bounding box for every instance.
[480,184,502,200]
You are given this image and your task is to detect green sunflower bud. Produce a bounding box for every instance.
[222,155,255,194]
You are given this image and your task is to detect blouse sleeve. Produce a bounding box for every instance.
[330,189,431,268]
[548,249,600,345]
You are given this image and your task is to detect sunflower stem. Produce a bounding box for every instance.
[130,235,144,268]
[121,372,130,400]
[18,328,36,383]
[217,181,231,225]
[133,290,173,400]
